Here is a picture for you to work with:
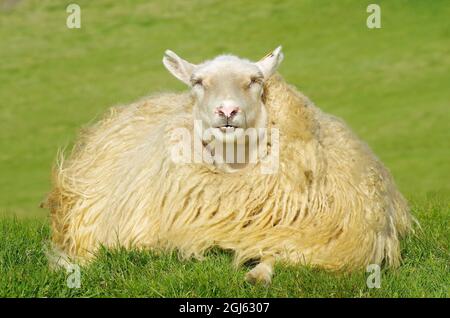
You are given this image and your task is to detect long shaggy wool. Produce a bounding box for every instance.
[45,74,415,270]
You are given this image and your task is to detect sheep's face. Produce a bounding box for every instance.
[190,59,265,137]
[163,47,283,143]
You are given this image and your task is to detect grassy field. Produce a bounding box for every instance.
[0,0,448,297]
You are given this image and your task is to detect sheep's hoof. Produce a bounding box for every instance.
[245,263,273,286]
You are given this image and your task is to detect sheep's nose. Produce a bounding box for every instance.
[215,105,240,118]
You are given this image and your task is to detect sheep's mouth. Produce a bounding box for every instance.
[218,125,238,133]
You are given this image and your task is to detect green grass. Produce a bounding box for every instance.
[0,0,449,297]
[1,199,448,297]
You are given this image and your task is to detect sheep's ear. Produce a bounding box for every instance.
[256,46,284,79]
[163,50,196,85]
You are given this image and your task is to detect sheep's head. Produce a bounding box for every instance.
[163,47,283,143]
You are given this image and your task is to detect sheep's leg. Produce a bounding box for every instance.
[245,256,275,285]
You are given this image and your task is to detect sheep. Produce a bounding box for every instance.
[44,46,416,285]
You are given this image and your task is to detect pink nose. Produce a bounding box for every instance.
[215,105,240,118]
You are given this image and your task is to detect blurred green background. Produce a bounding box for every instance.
[0,0,449,219]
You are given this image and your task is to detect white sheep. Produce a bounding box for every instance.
[45,46,415,285]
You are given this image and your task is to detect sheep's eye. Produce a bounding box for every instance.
[248,77,262,88]
[192,78,203,87]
